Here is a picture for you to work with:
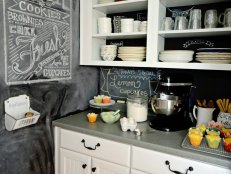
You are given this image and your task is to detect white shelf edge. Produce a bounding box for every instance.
[80,60,151,67]
[93,32,147,39]
[155,62,231,71]
[93,0,148,14]
[158,28,231,38]
[160,0,230,8]
[93,0,148,8]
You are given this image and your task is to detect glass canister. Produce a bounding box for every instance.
[127,94,148,122]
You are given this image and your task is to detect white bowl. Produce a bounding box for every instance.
[101,54,116,61]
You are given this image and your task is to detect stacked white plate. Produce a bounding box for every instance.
[195,48,231,64]
[118,47,146,61]
[98,0,114,4]
[159,50,194,62]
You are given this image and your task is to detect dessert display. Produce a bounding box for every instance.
[87,113,98,123]
[187,122,231,152]
[90,95,115,107]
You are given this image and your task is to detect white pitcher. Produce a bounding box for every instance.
[193,105,215,126]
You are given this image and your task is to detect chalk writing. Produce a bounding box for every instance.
[183,39,214,48]
[4,0,72,85]
[100,68,159,99]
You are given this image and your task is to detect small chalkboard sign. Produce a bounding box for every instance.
[100,67,160,100]
[3,0,72,85]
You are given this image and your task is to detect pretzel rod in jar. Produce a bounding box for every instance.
[225,99,229,112]
[216,99,225,112]
[228,103,231,113]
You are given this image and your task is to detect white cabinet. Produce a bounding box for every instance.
[154,0,231,71]
[131,169,149,174]
[54,127,130,174]
[131,146,231,174]
[60,148,91,174]
[80,0,231,71]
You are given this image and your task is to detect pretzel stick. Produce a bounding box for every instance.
[222,99,226,111]
[228,103,231,113]
[216,99,225,112]
[225,99,229,112]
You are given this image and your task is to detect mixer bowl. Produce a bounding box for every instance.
[151,94,182,116]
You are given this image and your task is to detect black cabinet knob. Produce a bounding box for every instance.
[92,167,96,172]
[82,164,87,169]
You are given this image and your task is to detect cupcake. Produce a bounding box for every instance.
[189,127,202,135]
[94,95,104,103]
[87,113,97,123]
[220,128,231,138]
[102,96,111,103]
[206,135,221,149]
[206,129,220,136]
[188,133,203,147]
[196,125,206,135]
[223,138,231,152]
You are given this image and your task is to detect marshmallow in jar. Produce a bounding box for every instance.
[127,94,148,122]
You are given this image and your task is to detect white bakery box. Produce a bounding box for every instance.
[4,95,40,131]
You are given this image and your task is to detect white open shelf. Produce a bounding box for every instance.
[93,32,147,39]
[93,0,148,14]
[160,0,229,8]
[80,0,231,71]
[159,28,231,38]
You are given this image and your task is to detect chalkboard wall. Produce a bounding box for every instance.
[0,1,99,173]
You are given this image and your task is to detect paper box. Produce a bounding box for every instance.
[4,95,40,131]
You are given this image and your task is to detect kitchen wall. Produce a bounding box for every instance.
[0,0,99,173]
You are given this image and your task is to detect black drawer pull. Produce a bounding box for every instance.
[81,139,100,150]
[165,160,193,174]
[82,164,87,169]
[92,167,96,172]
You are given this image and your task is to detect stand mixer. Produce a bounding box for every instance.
[149,73,195,131]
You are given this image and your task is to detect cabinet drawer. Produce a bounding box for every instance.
[132,146,231,174]
[59,128,130,167]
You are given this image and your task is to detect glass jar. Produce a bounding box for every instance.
[127,94,148,122]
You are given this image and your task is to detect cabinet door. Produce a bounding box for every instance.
[91,158,130,174]
[131,169,149,174]
[60,148,91,174]
[132,146,231,174]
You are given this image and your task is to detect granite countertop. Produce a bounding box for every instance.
[53,110,231,170]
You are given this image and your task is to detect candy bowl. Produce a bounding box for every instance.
[217,112,231,129]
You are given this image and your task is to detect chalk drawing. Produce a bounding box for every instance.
[3,0,72,85]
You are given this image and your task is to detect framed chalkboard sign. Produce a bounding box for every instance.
[3,0,72,85]
[100,68,160,100]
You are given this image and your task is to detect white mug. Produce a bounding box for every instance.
[193,105,215,126]
[98,17,112,34]
[121,18,134,33]
[219,8,231,27]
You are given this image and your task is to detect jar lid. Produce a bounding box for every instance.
[127,93,148,103]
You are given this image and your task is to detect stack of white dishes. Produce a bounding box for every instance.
[159,50,194,62]
[101,45,117,61]
[195,48,231,64]
[118,47,146,61]
[98,0,114,4]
